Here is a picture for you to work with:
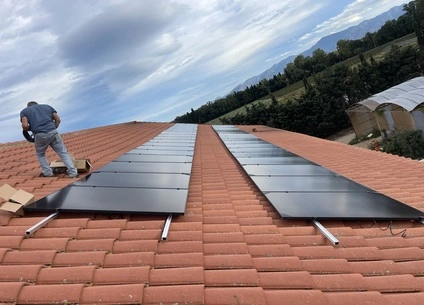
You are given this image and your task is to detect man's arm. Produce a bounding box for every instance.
[52,112,61,128]
[21,116,30,131]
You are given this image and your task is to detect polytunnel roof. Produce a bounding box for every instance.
[353,76,424,111]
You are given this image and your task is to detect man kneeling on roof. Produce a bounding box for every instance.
[20,101,79,178]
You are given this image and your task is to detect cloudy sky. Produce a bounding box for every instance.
[1,0,407,143]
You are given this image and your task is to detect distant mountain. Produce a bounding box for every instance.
[232,4,405,92]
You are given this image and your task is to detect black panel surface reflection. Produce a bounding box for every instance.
[265,192,424,220]
[245,164,334,176]
[115,154,192,163]
[228,147,289,154]
[127,149,193,156]
[74,172,190,189]
[143,142,195,147]
[233,151,296,158]
[25,185,188,214]
[97,162,192,174]
[225,143,278,149]
[238,157,313,165]
[251,176,374,192]
[139,145,194,151]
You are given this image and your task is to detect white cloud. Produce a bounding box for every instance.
[0,0,409,143]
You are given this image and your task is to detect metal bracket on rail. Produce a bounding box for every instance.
[25,212,60,237]
[312,219,339,246]
[161,214,173,241]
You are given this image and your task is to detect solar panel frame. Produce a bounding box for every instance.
[25,124,198,215]
[213,125,424,222]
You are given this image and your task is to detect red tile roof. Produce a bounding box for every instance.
[0,122,424,304]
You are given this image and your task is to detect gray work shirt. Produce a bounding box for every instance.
[20,104,57,134]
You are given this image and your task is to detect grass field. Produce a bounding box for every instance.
[207,34,417,125]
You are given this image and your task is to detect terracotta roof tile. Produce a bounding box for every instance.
[2,250,57,265]
[204,287,266,305]
[0,236,24,249]
[204,254,254,270]
[0,248,10,262]
[248,244,293,257]
[292,245,337,259]
[154,252,204,269]
[252,256,302,272]
[1,123,424,304]
[264,290,327,305]
[203,223,241,233]
[0,214,12,226]
[203,242,249,255]
[258,271,314,289]
[119,229,162,241]
[364,274,422,292]
[143,285,204,305]
[33,227,81,239]
[112,240,158,253]
[203,232,245,243]
[381,247,424,261]
[93,266,149,285]
[301,258,351,274]
[125,220,165,230]
[349,260,397,276]
[312,273,367,291]
[47,218,90,228]
[66,239,115,252]
[282,235,327,246]
[36,266,96,284]
[324,291,387,305]
[103,252,155,268]
[77,228,122,240]
[79,284,144,305]
[52,251,107,267]
[19,237,70,251]
[205,269,259,287]
[157,240,202,254]
[149,267,204,286]
[0,282,28,303]
[0,265,43,282]
[17,283,85,304]
[167,230,203,242]
[0,226,28,236]
[336,246,382,261]
[203,215,239,224]
[392,260,424,276]
[384,292,424,305]
[86,219,128,229]
[334,236,368,247]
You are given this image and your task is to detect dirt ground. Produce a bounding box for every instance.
[329,127,382,149]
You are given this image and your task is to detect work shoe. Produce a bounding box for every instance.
[40,173,54,177]
[68,174,80,178]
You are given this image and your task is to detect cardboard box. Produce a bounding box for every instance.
[50,158,91,173]
[0,184,35,216]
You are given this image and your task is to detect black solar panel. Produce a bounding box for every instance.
[115,154,192,163]
[213,125,424,221]
[26,185,188,214]
[25,124,197,215]
[96,162,192,174]
[74,172,190,189]
[244,164,334,176]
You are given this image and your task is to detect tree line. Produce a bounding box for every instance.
[173,1,424,139]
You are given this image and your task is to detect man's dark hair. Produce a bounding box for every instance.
[27,101,38,106]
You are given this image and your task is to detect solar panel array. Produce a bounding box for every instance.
[25,124,197,215]
[213,125,424,221]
